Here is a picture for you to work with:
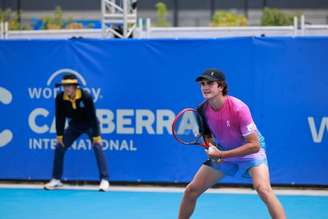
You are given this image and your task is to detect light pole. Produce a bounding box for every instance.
[210,0,215,19]
[17,0,21,24]
[173,0,179,27]
[244,0,249,18]
[263,0,267,9]
[1,0,7,10]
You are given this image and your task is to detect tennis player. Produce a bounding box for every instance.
[178,69,286,219]
[44,74,110,191]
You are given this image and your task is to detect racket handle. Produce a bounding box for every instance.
[203,141,210,149]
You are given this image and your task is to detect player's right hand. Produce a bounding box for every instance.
[56,136,65,147]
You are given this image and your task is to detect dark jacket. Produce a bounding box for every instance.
[55,88,100,138]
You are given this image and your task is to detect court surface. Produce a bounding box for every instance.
[0,185,327,219]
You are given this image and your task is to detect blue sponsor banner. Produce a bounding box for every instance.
[0,37,327,185]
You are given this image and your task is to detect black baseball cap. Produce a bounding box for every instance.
[195,68,225,82]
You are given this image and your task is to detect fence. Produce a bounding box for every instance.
[1,16,328,39]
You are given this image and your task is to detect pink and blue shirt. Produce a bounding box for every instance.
[204,96,266,161]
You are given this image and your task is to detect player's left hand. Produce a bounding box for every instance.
[92,136,103,145]
[205,143,222,160]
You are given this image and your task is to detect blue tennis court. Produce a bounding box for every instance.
[1,187,327,219]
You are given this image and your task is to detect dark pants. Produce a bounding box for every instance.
[52,126,109,180]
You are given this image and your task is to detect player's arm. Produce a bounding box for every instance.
[84,93,101,144]
[222,133,260,158]
[55,94,65,146]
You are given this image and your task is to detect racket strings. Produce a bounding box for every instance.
[173,110,203,145]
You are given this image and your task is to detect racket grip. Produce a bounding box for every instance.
[203,141,210,149]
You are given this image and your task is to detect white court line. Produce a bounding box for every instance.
[0,183,328,196]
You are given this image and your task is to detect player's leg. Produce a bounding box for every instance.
[87,131,109,191]
[45,126,81,189]
[249,163,286,219]
[178,164,224,219]
[87,134,109,180]
[52,127,81,179]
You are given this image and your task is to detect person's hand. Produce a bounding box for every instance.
[56,136,65,147]
[92,136,103,145]
[205,143,223,162]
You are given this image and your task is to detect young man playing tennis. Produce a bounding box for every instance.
[44,74,110,191]
[178,69,286,219]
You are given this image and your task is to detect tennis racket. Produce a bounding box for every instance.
[172,108,210,149]
[172,108,222,162]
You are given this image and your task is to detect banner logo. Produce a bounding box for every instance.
[0,87,13,148]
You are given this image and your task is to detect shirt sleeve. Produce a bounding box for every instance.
[238,105,257,137]
[55,94,65,137]
[84,93,101,138]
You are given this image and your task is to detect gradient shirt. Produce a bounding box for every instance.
[204,96,266,161]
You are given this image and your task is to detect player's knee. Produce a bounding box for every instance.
[254,184,273,201]
[92,143,103,150]
[93,143,100,147]
[184,183,202,200]
[55,144,65,152]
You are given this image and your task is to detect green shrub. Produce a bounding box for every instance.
[261,8,294,26]
[41,6,64,29]
[210,10,248,27]
[0,9,11,22]
[0,8,31,30]
[155,2,170,27]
